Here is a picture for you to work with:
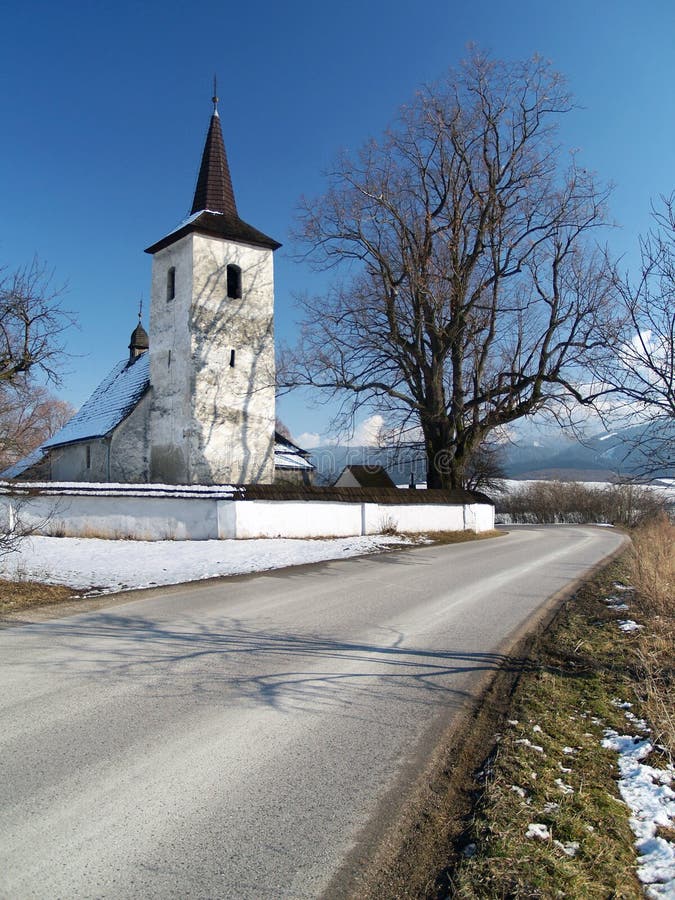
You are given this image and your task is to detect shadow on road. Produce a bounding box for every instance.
[7,613,535,718]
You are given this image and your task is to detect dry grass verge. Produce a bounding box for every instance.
[631,515,675,760]
[0,579,75,617]
[446,554,646,898]
[420,530,505,545]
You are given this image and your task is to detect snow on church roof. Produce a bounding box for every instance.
[43,353,150,449]
[274,434,315,471]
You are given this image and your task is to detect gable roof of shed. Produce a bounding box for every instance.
[336,464,396,488]
[42,353,150,449]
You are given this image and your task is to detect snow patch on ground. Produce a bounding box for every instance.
[526,823,550,840]
[602,731,675,897]
[515,738,544,753]
[605,596,630,610]
[554,839,580,857]
[618,620,644,632]
[0,534,409,594]
[554,778,574,795]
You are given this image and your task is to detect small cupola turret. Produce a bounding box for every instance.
[129,304,149,361]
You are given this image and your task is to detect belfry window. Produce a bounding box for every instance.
[229,349,236,367]
[227,264,242,300]
[167,266,176,301]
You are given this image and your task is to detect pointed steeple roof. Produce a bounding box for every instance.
[190,94,238,218]
[146,90,281,255]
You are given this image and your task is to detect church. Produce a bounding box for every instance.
[32,93,313,487]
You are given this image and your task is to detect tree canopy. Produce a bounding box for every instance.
[282,51,615,488]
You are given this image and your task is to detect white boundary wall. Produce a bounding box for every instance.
[0,488,494,541]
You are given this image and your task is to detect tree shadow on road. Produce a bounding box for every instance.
[9,613,535,718]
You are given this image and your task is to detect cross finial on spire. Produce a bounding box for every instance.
[138,296,143,323]
[212,74,219,115]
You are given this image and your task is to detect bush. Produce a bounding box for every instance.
[496,480,667,526]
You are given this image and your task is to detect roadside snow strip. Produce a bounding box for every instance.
[0,534,409,594]
[602,730,675,898]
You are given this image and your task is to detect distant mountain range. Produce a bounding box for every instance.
[306,421,673,485]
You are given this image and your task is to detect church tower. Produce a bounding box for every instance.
[145,91,280,485]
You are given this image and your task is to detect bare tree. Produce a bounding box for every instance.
[275,417,292,440]
[0,381,75,472]
[464,438,507,493]
[281,51,614,489]
[0,258,71,554]
[598,195,674,475]
[0,258,70,385]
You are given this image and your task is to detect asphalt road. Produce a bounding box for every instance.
[0,525,625,899]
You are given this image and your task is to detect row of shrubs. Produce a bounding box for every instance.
[495,480,670,527]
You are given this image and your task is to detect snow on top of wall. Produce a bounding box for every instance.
[43,354,150,449]
[0,480,242,500]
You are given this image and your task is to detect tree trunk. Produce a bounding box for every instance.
[424,421,466,490]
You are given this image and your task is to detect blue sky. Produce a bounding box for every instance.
[1,0,673,445]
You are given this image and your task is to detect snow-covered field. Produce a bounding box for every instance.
[0,534,407,594]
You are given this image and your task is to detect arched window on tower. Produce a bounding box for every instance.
[167,266,176,301]
[227,264,242,299]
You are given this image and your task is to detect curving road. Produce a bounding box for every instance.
[0,525,625,899]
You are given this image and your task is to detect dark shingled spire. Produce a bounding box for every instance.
[190,91,238,218]
[145,91,281,255]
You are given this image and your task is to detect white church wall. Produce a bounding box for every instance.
[148,236,194,484]
[147,232,275,486]
[228,500,362,539]
[0,488,494,541]
[190,234,276,485]
[50,440,109,482]
[3,492,219,541]
[47,394,152,484]
[109,393,151,482]
[361,502,468,534]
[469,502,496,532]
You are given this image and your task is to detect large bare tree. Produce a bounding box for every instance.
[282,52,614,488]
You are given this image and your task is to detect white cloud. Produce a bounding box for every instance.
[296,414,386,449]
[294,431,322,449]
[348,414,385,447]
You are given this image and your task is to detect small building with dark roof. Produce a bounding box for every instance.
[334,464,396,489]
[274,434,315,486]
